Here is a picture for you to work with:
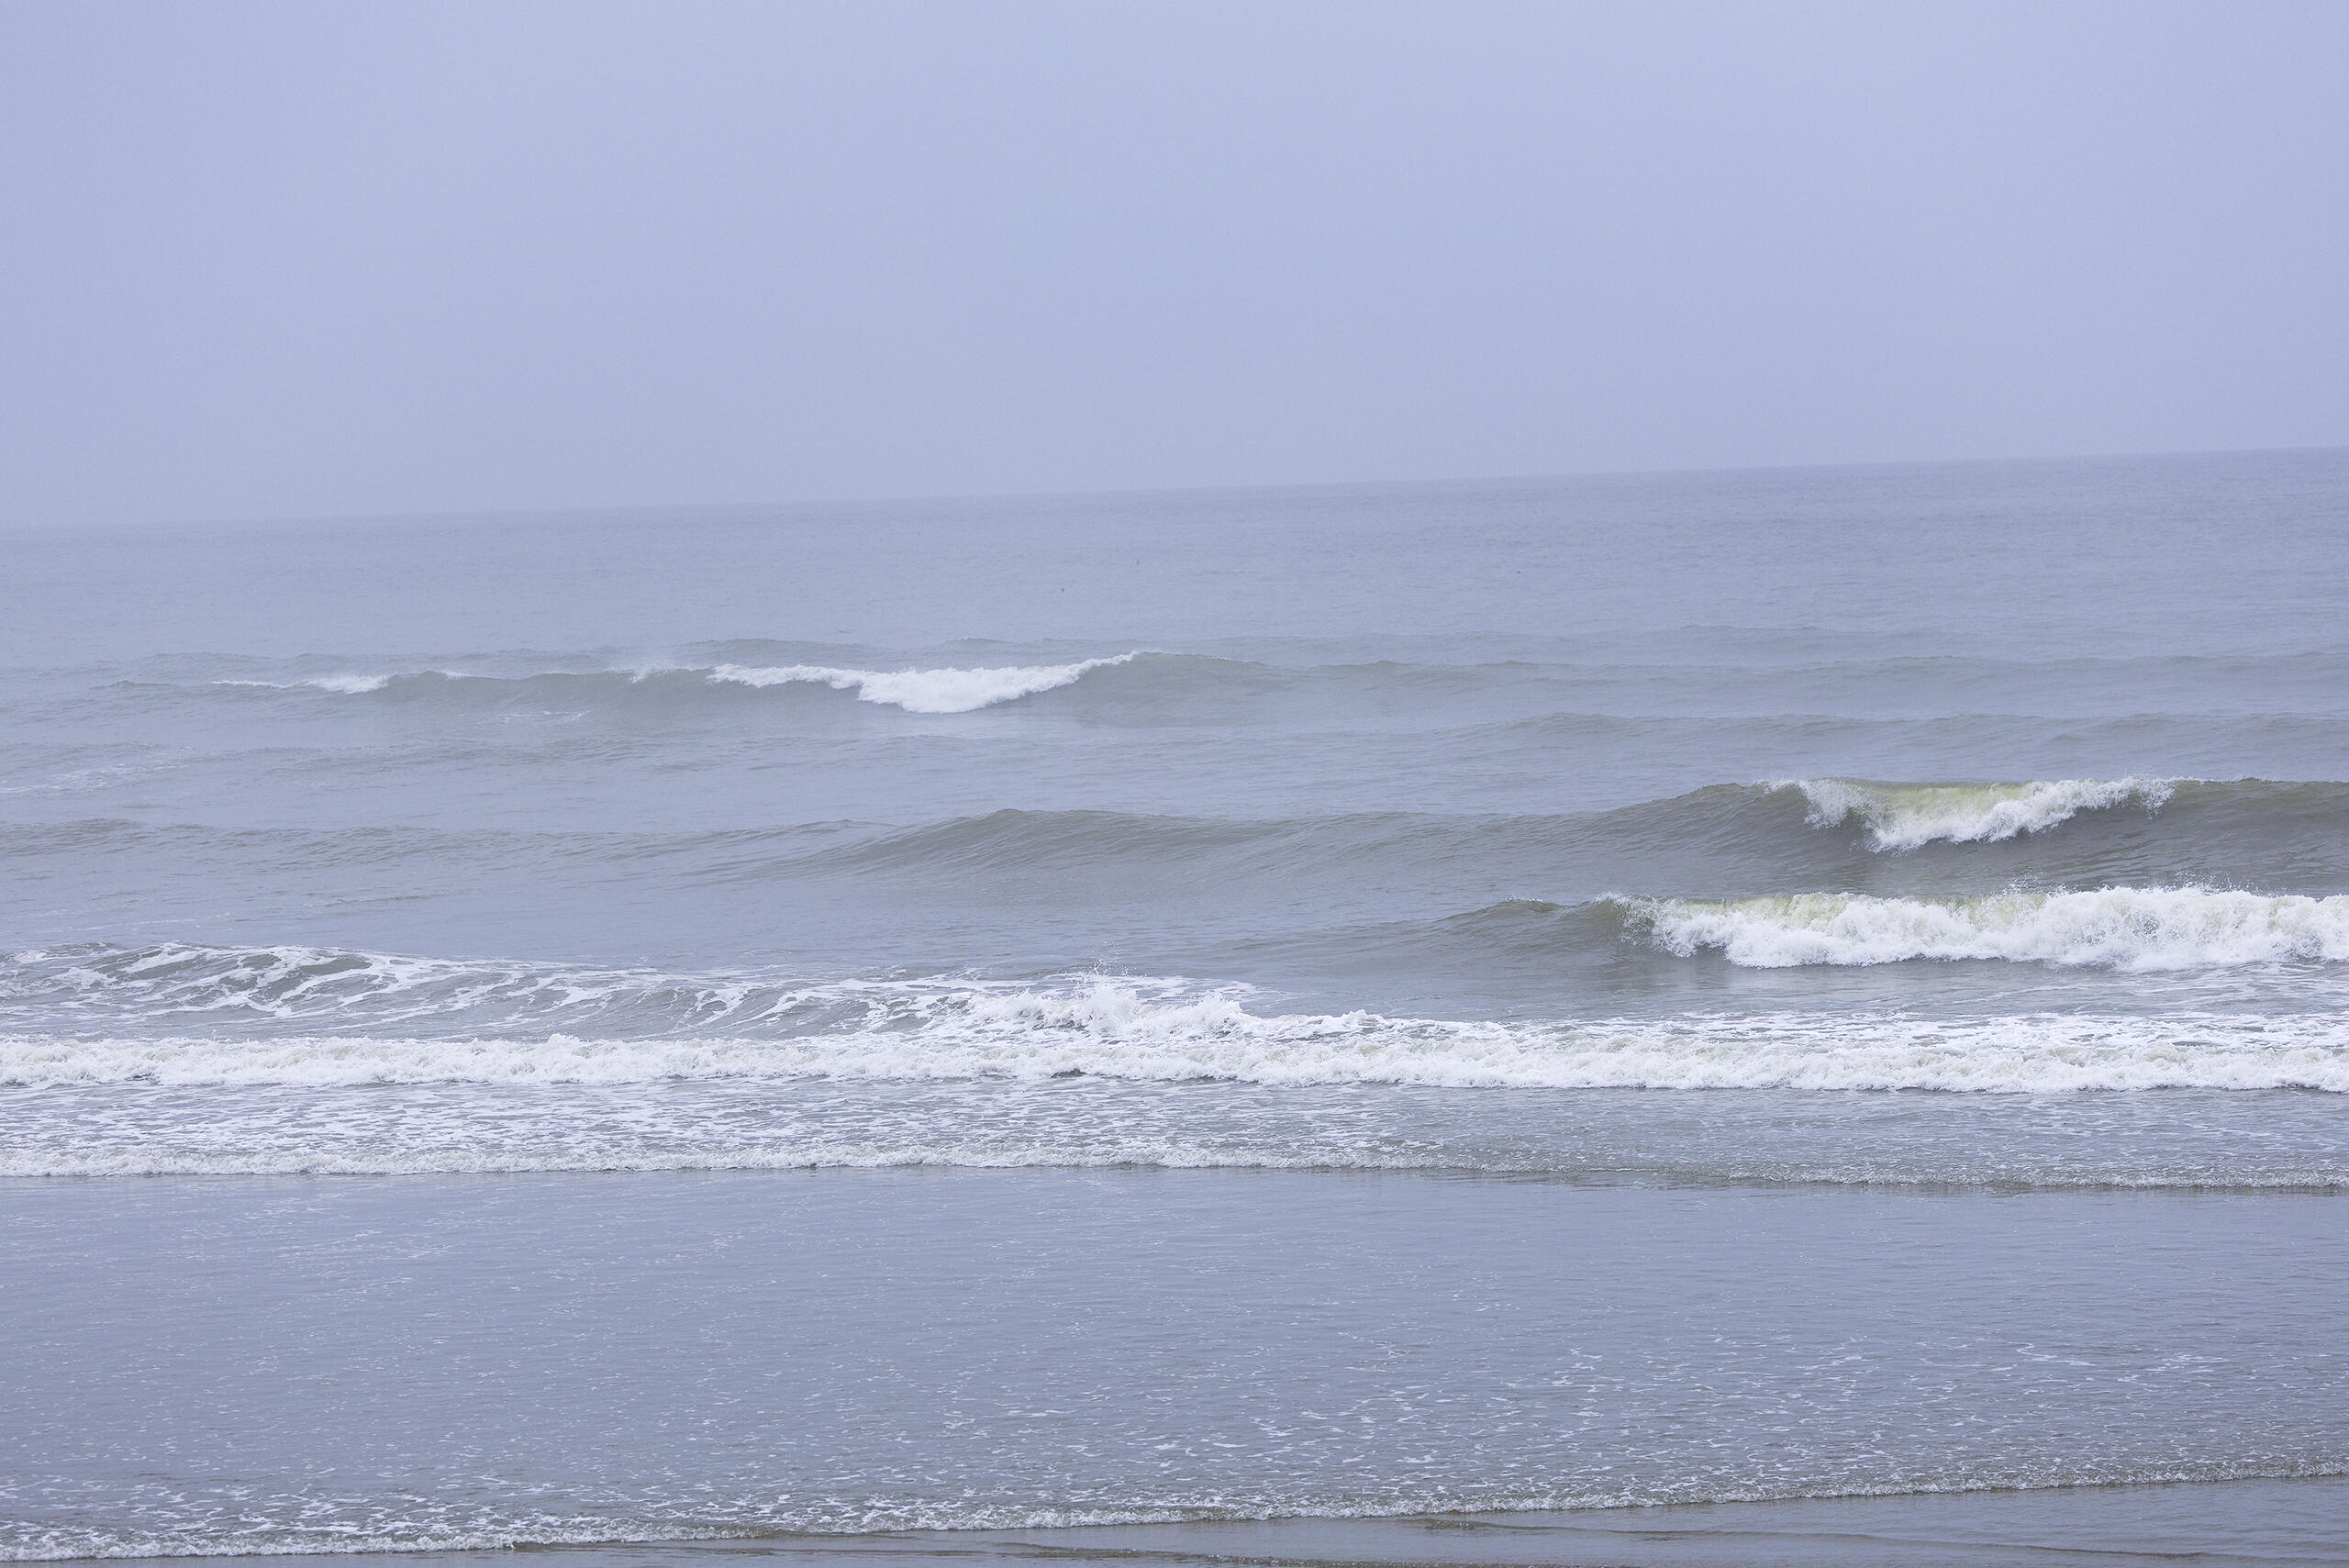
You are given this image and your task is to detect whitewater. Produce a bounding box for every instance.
[1782,775,2176,848]
[208,651,1143,712]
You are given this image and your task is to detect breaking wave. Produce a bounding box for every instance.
[209,652,1142,713]
[211,673,399,694]
[4,950,2346,1091]
[1631,888,2349,970]
[1785,777,2173,848]
[27,778,2343,896]
[705,653,1135,712]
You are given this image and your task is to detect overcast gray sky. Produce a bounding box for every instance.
[2,1,2343,528]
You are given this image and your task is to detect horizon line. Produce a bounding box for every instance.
[11,440,2343,536]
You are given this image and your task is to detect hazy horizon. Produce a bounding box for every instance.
[8,440,2343,539]
[6,0,2344,529]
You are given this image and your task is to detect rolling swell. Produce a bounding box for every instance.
[11,778,2349,929]
[790,779,2349,891]
[111,643,2349,725]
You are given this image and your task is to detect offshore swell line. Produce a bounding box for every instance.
[208,652,1142,713]
[134,642,2349,738]
[15,778,2348,881]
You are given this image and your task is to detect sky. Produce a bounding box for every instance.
[2,0,2343,528]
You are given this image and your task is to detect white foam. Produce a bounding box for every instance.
[201,657,1139,710]
[7,1462,2340,1562]
[1633,888,2349,970]
[212,673,398,693]
[1787,778,2172,849]
[708,653,1136,713]
[5,989,2345,1092]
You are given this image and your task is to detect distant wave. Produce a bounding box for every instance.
[1786,777,2172,849]
[11,782,2349,928]
[1628,888,2349,970]
[706,653,1135,712]
[210,652,1143,713]
[214,673,400,694]
[4,949,2345,1091]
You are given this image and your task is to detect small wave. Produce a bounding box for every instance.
[4,954,2345,1090]
[208,654,1141,713]
[707,652,1135,712]
[1786,777,2173,849]
[1629,888,2349,970]
[214,673,399,693]
[0,942,852,1034]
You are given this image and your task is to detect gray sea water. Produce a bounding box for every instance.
[3,449,2346,1563]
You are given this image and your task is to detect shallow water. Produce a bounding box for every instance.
[6,1173,2346,1559]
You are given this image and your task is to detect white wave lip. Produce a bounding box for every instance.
[708,653,1136,713]
[6,986,2348,1092]
[207,656,1141,711]
[213,673,396,693]
[1787,777,2173,850]
[1633,888,2349,970]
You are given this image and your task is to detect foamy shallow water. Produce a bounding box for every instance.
[5,1173,2345,1562]
[3,451,2346,1561]
[158,1480,2349,1568]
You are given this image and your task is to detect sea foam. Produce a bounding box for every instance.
[213,673,397,693]
[1631,887,2349,969]
[1786,777,2173,849]
[5,986,2345,1092]
[707,653,1136,712]
[209,654,1141,712]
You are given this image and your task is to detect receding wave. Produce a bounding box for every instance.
[1629,888,2349,970]
[5,949,2346,1091]
[10,1071,2349,1182]
[1785,777,2173,849]
[10,1460,2345,1562]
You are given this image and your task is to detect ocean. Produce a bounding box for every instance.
[3,448,2345,1565]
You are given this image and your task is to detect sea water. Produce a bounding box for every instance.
[2,449,2345,1563]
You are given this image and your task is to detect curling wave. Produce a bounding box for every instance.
[1785,777,2174,849]
[706,653,1135,712]
[1630,887,2349,970]
[209,652,1141,713]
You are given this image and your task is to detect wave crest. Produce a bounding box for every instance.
[1630,888,2349,970]
[1787,777,2173,849]
[211,653,1142,713]
[707,653,1135,712]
